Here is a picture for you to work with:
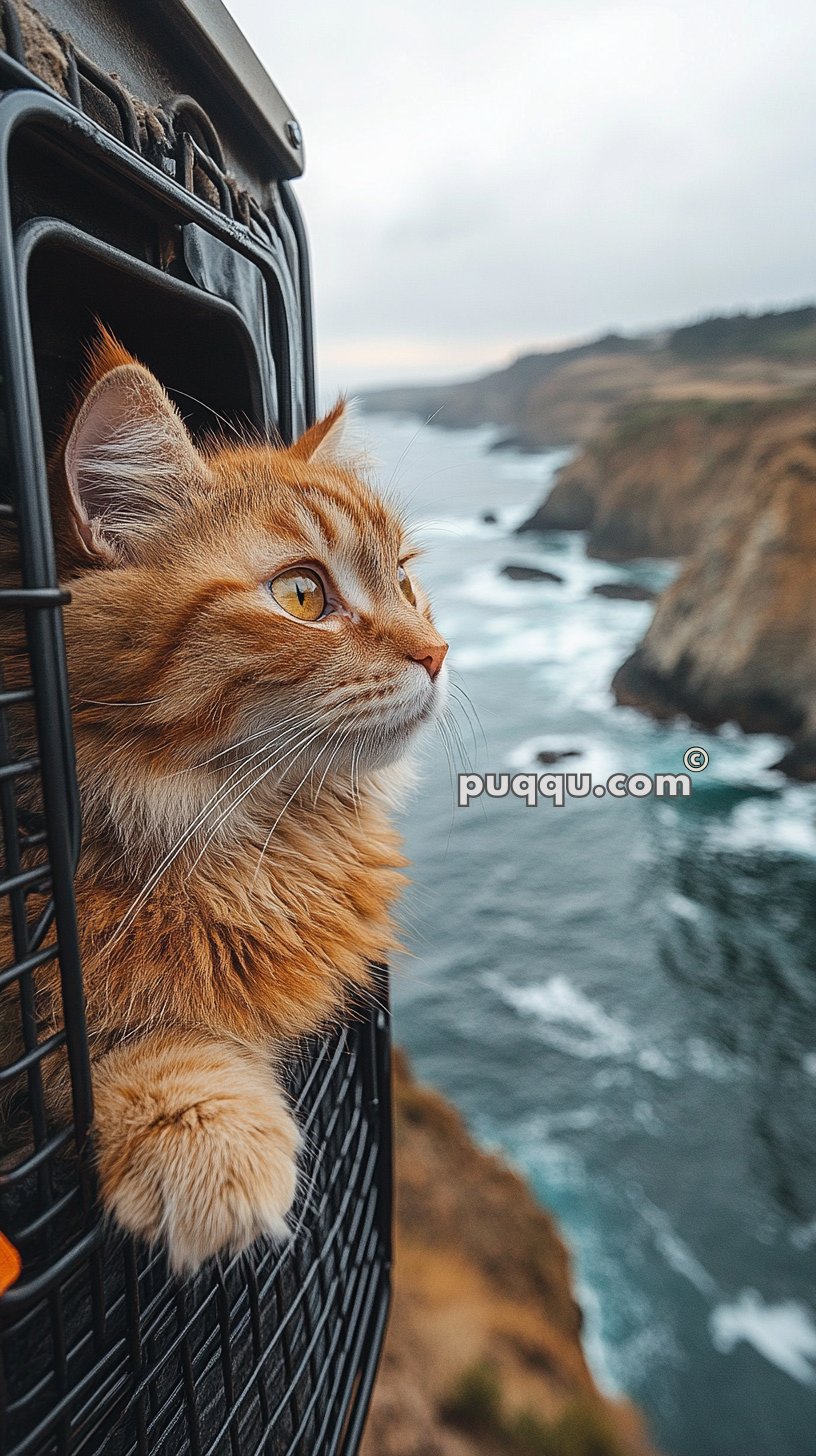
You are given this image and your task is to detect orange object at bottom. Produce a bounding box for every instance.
[0,1230,21,1294]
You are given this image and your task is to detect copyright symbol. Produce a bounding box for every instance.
[683,747,709,772]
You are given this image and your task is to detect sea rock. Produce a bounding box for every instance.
[537,748,583,765]
[501,564,564,583]
[486,434,525,453]
[769,737,816,781]
[592,582,656,601]
[362,1051,658,1456]
[517,473,596,533]
[481,510,498,524]
[612,401,816,772]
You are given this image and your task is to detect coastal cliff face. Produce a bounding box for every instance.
[611,400,816,774]
[517,398,808,560]
[515,392,816,773]
[363,1051,656,1456]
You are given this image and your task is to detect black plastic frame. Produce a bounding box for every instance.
[0,35,392,1456]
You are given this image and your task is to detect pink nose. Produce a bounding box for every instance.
[412,641,448,680]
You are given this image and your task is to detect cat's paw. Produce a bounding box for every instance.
[92,1035,299,1275]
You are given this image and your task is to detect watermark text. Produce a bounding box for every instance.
[458,768,696,808]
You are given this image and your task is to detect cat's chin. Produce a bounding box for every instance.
[358,693,441,772]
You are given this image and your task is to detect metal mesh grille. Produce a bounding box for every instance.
[1,1011,392,1456]
[0,30,392,1455]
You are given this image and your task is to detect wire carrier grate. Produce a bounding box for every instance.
[0,6,393,1450]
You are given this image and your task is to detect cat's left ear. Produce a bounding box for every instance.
[288,400,362,467]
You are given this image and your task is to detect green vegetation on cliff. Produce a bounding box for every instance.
[668,305,816,361]
[442,1361,628,1456]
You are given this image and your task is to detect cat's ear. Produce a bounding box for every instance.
[59,332,204,562]
[288,399,363,467]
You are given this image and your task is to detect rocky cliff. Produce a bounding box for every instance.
[363,1051,657,1456]
[610,399,816,776]
[517,397,808,560]
[513,390,816,773]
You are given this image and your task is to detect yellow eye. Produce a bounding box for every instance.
[398,563,416,606]
[269,568,326,621]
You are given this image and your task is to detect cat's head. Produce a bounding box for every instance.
[51,331,448,844]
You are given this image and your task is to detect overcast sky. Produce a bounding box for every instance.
[225,0,816,393]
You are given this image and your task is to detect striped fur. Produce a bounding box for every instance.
[1,333,448,1272]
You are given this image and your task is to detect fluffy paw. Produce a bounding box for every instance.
[93,1034,299,1275]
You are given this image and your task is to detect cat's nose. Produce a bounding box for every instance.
[412,641,448,680]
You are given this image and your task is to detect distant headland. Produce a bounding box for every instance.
[361,305,816,778]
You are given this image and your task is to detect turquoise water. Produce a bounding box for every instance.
[366,413,816,1456]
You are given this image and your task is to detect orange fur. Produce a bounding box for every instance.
[93,1033,299,1274]
[1,335,448,1271]
[86,321,139,382]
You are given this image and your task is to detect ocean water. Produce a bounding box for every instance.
[364,413,816,1456]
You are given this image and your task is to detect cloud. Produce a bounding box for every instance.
[225,0,816,388]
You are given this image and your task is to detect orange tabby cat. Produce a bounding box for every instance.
[2,330,447,1273]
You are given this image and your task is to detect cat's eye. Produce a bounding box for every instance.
[268,568,326,621]
[398,564,416,606]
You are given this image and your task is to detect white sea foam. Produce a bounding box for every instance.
[538,1105,602,1134]
[493,445,575,484]
[706,729,788,786]
[685,1037,740,1082]
[498,500,546,532]
[574,1272,622,1395]
[666,891,704,925]
[631,1099,662,1132]
[637,1198,717,1297]
[499,970,740,1084]
[506,734,586,770]
[454,551,652,609]
[791,1219,816,1252]
[448,550,658,691]
[710,1290,816,1386]
[705,794,816,859]
[489,972,678,1082]
[455,632,552,671]
[493,974,634,1059]
[636,1048,676,1079]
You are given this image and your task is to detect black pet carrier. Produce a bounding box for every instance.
[0,2,393,1451]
